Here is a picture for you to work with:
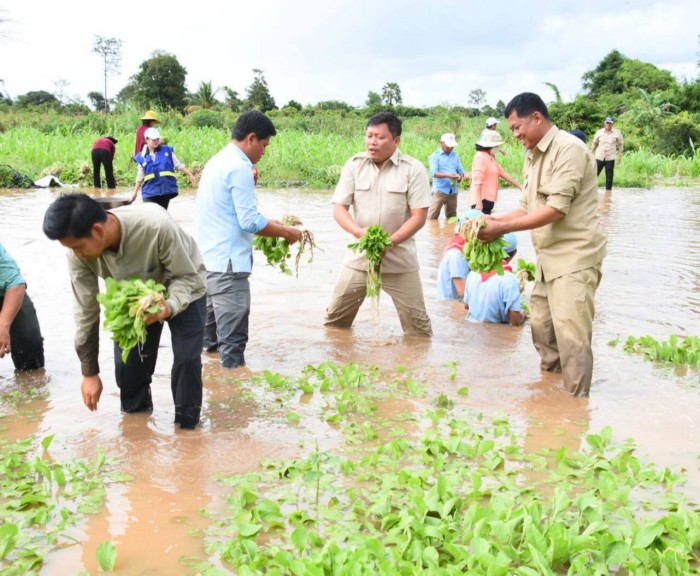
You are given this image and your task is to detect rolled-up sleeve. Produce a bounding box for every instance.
[331,158,357,206]
[537,144,587,215]
[0,245,25,294]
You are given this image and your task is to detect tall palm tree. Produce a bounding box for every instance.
[186,81,219,110]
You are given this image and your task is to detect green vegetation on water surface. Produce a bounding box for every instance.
[178,361,700,575]
[0,434,123,574]
[622,335,700,367]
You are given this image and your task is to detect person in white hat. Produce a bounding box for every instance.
[130,127,197,210]
[427,133,469,220]
[468,129,522,214]
[591,116,623,192]
[482,117,507,157]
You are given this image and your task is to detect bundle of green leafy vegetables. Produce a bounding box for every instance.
[253,215,317,277]
[348,225,393,297]
[96,277,168,362]
[459,216,510,275]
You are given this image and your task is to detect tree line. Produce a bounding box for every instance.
[1,36,699,157]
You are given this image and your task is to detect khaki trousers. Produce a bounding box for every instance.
[530,265,602,397]
[427,192,458,220]
[324,266,432,336]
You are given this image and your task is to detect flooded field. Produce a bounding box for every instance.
[1,185,699,574]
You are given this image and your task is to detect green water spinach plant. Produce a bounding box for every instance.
[0,435,121,574]
[623,335,700,367]
[96,277,168,362]
[192,364,700,575]
[348,225,393,297]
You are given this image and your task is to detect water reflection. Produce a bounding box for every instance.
[1,185,699,573]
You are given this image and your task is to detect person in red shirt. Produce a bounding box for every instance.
[134,110,160,156]
[91,136,118,189]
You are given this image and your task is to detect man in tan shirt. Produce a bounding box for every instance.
[477,93,607,397]
[591,116,624,192]
[324,112,432,335]
[42,194,207,428]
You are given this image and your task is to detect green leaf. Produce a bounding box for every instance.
[41,434,55,451]
[96,541,117,571]
[0,523,18,559]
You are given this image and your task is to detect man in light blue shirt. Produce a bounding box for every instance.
[436,209,482,300]
[464,232,526,325]
[428,133,469,220]
[195,111,302,369]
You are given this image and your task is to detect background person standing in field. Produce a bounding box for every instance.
[135,110,160,156]
[42,194,207,429]
[427,133,468,220]
[483,117,507,157]
[131,127,196,210]
[591,116,624,192]
[91,136,118,190]
[468,130,523,214]
[324,112,432,336]
[464,232,526,325]
[195,111,302,370]
[477,92,607,397]
[0,242,44,370]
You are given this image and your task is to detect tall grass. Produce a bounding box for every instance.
[1,113,698,189]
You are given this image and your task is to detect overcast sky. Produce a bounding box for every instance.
[1,0,697,109]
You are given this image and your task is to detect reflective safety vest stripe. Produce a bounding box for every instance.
[143,170,177,181]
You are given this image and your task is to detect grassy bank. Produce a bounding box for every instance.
[1,112,699,190]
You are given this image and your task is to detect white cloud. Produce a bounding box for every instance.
[0,0,697,107]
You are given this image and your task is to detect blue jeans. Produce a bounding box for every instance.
[204,265,250,369]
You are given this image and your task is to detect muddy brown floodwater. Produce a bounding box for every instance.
[1,185,699,574]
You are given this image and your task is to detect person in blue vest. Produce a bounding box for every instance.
[130,127,196,210]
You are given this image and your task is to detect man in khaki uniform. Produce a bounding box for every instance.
[324,112,432,336]
[477,93,606,396]
[591,116,624,192]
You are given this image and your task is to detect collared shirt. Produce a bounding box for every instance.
[332,148,431,273]
[465,271,522,323]
[469,151,507,204]
[436,244,470,301]
[591,127,623,161]
[0,242,25,297]
[195,143,268,274]
[429,148,465,194]
[67,203,207,376]
[520,126,607,281]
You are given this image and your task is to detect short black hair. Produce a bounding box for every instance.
[367,112,402,138]
[475,144,492,152]
[232,111,277,141]
[504,93,550,121]
[43,194,107,240]
[569,129,587,143]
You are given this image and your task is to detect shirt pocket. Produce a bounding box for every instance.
[354,178,371,199]
[385,175,409,212]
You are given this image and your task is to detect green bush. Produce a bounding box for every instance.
[184,109,228,129]
[652,112,700,157]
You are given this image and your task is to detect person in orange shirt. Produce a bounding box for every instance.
[468,130,522,214]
